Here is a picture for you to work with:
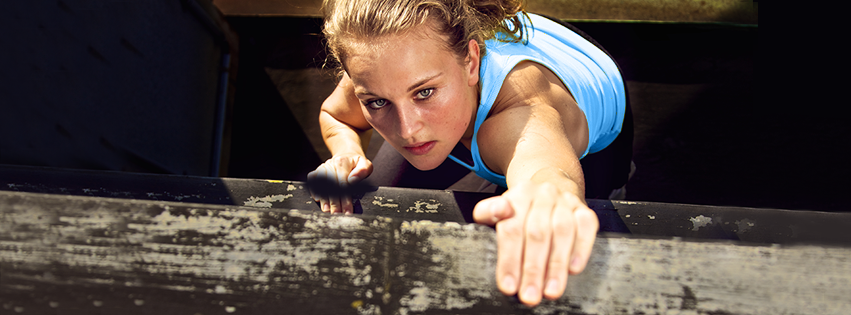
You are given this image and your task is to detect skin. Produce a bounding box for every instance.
[308,21,599,307]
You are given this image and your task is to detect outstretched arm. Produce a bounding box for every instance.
[472,61,599,306]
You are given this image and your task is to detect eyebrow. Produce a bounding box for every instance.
[407,72,442,93]
[354,72,442,97]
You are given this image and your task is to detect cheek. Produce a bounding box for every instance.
[362,109,395,139]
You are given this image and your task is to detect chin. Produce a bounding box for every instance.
[406,156,445,171]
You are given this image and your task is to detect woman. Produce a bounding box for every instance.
[309,0,631,306]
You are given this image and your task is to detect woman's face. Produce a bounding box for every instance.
[344,24,480,171]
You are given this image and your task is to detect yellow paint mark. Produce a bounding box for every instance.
[351,300,363,308]
[266,180,284,183]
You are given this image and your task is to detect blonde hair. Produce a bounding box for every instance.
[322,0,525,69]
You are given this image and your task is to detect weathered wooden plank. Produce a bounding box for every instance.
[0,165,467,223]
[3,164,850,247]
[588,200,851,246]
[0,191,395,314]
[2,190,849,314]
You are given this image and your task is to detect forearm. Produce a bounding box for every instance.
[319,110,367,157]
[505,139,587,203]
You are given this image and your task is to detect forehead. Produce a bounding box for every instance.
[341,20,455,66]
[342,23,460,91]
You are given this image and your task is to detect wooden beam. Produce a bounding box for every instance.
[1,190,848,314]
[211,0,758,24]
[2,165,849,246]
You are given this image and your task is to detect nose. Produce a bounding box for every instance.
[396,102,423,141]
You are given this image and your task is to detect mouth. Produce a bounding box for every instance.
[404,141,436,156]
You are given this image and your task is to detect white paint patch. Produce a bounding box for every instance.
[407,199,441,213]
[735,219,755,233]
[648,215,656,220]
[689,215,712,231]
[372,196,399,208]
[304,215,365,231]
[243,194,293,208]
[287,184,297,191]
[396,220,496,312]
[401,286,431,312]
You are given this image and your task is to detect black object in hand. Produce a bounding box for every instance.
[306,175,377,198]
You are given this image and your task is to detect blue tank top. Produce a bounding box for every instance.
[447,13,627,188]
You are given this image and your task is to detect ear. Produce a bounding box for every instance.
[465,39,481,87]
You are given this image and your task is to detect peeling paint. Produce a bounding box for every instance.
[689,215,712,231]
[287,184,297,191]
[372,196,399,208]
[243,194,293,208]
[396,220,497,312]
[407,199,441,213]
[735,219,755,233]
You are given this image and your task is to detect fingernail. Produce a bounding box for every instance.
[322,203,329,212]
[348,175,360,183]
[502,275,515,292]
[570,256,580,268]
[523,285,538,301]
[545,279,559,296]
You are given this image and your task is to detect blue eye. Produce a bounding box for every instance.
[367,99,388,110]
[417,88,433,99]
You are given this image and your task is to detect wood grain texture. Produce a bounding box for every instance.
[3,164,850,248]
[2,190,849,314]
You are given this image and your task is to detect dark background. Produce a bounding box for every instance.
[4,3,841,213]
[224,17,846,212]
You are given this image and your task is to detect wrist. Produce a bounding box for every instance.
[530,167,585,201]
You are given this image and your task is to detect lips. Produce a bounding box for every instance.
[404,141,436,156]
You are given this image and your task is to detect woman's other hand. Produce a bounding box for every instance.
[307,154,373,214]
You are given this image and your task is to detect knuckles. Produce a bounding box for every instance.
[497,220,524,240]
[524,225,550,243]
[550,215,574,236]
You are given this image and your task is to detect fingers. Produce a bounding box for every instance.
[495,217,523,297]
[494,186,532,298]
[472,196,514,225]
[518,183,557,306]
[317,163,335,213]
[568,206,598,275]
[331,157,353,214]
[490,182,600,307]
[310,156,369,215]
[542,195,577,300]
[348,155,373,184]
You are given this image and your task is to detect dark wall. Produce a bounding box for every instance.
[0,0,229,176]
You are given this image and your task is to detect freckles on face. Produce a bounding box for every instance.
[344,25,478,170]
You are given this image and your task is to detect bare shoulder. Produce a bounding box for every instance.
[476,61,589,174]
[491,61,577,114]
